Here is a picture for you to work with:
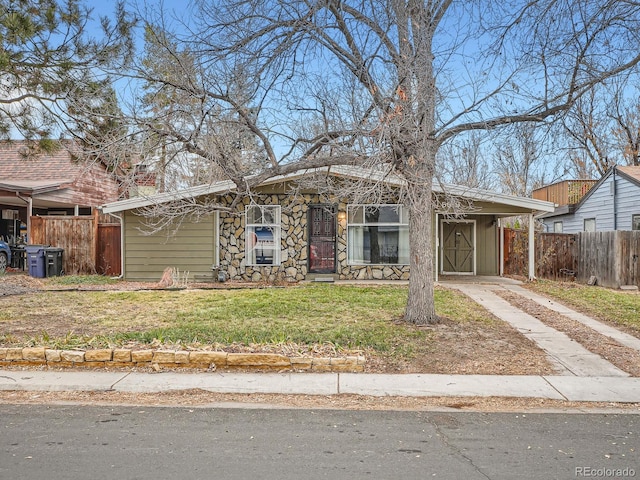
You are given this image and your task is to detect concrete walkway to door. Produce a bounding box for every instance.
[440,276,636,377]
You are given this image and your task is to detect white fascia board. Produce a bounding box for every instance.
[434,182,556,213]
[101,165,555,214]
[328,166,555,212]
[101,180,236,214]
[258,165,406,187]
[0,179,72,195]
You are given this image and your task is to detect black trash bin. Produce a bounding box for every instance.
[45,247,64,277]
[10,245,26,270]
[25,245,47,278]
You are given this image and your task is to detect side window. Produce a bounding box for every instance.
[553,221,563,233]
[632,214,640,231]
[245,205,281,266]
[584,218,596,232]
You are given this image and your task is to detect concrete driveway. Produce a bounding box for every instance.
[439,276,640,377]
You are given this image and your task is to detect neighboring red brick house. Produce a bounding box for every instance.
[0,140,120,242]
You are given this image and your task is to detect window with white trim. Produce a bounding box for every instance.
[553,221,563,233]
[632,214,640,231]
[347,205,409,265]
[245,205,281,266]
[584,218,596,232]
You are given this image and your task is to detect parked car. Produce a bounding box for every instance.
[0,240,11,272]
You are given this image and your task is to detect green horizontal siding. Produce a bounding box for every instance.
[123,211,217,281]
[475,215,498,275]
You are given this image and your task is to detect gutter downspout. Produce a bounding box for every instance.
[612,167,617,230]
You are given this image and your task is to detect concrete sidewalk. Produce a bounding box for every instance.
[1,369,639,403]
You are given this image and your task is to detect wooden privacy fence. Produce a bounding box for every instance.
[29,212,121,275]
[537,232,578,281]
[504,228,640,288]
[503,229,578,281]
[576,231,640,288]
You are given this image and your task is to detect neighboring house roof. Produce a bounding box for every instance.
[616,165,640,184]
[101,165,555,214]
[0,140,118,209]
[539,164,640,219]
[0,179,72,195]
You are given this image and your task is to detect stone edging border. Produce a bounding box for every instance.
[0,347,365,373]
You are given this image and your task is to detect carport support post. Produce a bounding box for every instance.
[499,218,504,277]
[434,213,439,283]
[528,212,535,281]
[25,196,32,243]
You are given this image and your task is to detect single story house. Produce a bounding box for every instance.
[536,165,640,234]
[100,166,555,283]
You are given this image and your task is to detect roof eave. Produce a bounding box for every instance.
[100,166,555,214]
[0,180,72,196]
[435,182,556,213]
[101,180,237,214]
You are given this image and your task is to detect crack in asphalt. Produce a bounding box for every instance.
[427,414,492,480]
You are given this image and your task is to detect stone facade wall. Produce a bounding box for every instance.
[216,193,411,282]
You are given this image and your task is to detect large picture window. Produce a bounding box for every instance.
[347,205,409,265]
[246,205,281,266]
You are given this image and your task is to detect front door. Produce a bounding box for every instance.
[308,205,336,273]
[441,221,475,274]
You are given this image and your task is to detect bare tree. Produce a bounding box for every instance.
[561,77,640,178]
[610,85,640,167]
[562,87,616,177]
[437,133,495,190]
[119,0,640,325]
[492,123,562,197]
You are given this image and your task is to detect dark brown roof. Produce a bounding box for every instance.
[0,140,119,206]
[0,141,85,183]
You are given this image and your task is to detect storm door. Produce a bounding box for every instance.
[441,220,475,274]
[308,205,337,273]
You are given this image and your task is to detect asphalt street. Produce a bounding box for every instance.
[1,405,638,480]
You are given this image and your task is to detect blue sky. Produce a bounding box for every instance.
[81,0,191,102]
[84,0,182,16]
[83,0,192,45]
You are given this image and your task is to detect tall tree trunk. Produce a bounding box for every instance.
[399,6,438,325]
[404,155,438,325]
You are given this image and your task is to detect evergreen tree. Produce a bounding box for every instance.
[0,0,135,148]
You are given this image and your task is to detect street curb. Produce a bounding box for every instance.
[2,370,640,402]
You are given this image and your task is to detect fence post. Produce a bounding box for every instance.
[499,219,504,276]
[93,209,99,272]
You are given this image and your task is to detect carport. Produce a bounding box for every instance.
[432,183,556,282]
[0,179,73,242]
